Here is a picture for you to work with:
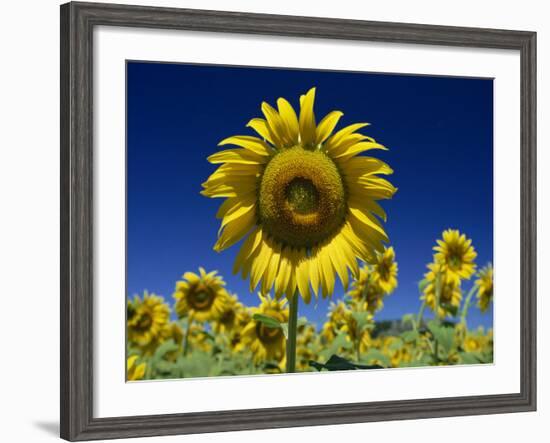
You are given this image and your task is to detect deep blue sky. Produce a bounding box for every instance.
[127,61,493,329]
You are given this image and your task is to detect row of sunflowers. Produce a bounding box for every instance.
[127,229,493,381]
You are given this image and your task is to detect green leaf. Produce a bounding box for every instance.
[387,337,404,351]
[401,330,419,343]
[361,349,391,368]
[427,321,455,353]
[460,352,483,364]
[280,322,289,339]
[351,311,371,332]
[253,313,282,329]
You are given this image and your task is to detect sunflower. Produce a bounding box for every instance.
[127,291,170,350]
[213,293,242,334]
[240,293,289,364]
[321,300,372,355]
[173,267,228,322]
[475,264,493,312]
[381,336,413,368]
[339,303,374,354]
[371,246,398,294]
[433,229,477,283]
[347,265,386,313]
[321,301,349,343]
[127,355,146,381]
[202,87,396,303]
[422,263,462,318]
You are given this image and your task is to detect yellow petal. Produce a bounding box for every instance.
[233,227,262,275]
[308,254,320,298]
[247,118,276,146]
[295,250,312,304]
[250,237,273,291]
[274,249,291,299]
[331,141,387,160]
[327,239,349,290]
[207,148,267,165]
[218,135,273,156]
[299,87,317,146]
[218,198,256,234]
[262,241,281,294]
[277,97,299,144]
[214,209,256,251]
[262,102,290,147]
[316,110,343,145]
[324,122,370,151]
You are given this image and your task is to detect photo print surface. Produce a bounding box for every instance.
[126,61,493,381]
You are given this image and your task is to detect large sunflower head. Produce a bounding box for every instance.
[422,263,462,318]
[475,264,494,312]
[371,246,398,294]
[127,291,170,348]
[173,267,228,322]
[202,87,396,303]
[347,264,387,314]
[240,293,289,364]
[433,229,477,283]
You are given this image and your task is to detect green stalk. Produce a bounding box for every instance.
[286,290,299,373]
[460,285,478,328]
[183,312,194,357]
[416,301,426,331]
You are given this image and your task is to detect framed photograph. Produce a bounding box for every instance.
[60,1,536,440]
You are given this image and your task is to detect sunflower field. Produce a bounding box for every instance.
[127,87,493,381]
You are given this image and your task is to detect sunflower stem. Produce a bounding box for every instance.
[416,301,426,332]
[286,291,299,373]
[183,312,194,357]
[460,285,478,328]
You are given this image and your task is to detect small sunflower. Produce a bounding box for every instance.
[321,301,349,343]
[381,336,413,368]
[127,291,170,349]
[433,229,477,283]
[173,267,228,322]
[422,263,462,318]
[347,265,387,313]
[340,303,374,353]
[371,246,398,294]
[127,355,147,381]
[240,293,289,364]
[202,87,396,303]
[475,264,493,312]
[213,293,242,334]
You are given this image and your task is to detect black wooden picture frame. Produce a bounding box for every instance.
[60,2,537,441]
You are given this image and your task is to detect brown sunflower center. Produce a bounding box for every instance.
[258,147,346,248]
[137,312,152,330]
[256,311,284,344]
[188,285,215,311]
[220,308,236,326]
